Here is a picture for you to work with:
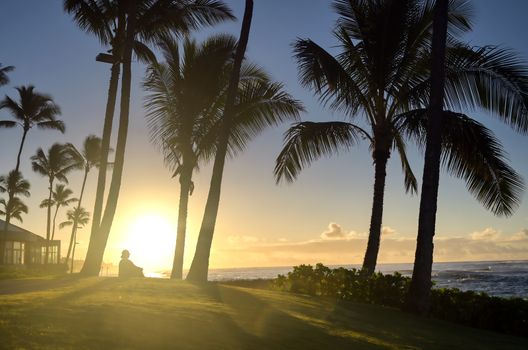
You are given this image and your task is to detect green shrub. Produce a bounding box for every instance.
[274,263,528,337]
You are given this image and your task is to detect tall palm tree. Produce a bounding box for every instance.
[186,0,255,283]
[0,85,64,173]
[0,170,30,231]
[63,135,103,267]
[274,0,527,274]
[31,144,81,263]
[40,184,77,241]
[68,0,235,277]
[0,63,14,87]
[60,206,90,269]
[144,33,304,279]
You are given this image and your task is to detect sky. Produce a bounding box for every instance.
[1,0,527,273]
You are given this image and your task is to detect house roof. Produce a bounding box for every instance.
[0,219,47,243]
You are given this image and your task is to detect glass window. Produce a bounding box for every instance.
[3,240,24,264]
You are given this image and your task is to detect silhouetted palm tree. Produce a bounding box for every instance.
[40,184,77,241]
[0,197,28,225]
[186,0,255,283]
[31,144,81,263]
[0,170,30,230]
[0,64,14,87]
[60,206,90,269]
[144,33,304,279]
[274,0,527,274]
[65,0,235,276]
[63,135,103,267]
[0,86,64,173]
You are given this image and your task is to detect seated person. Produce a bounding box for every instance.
[118,250,144,277]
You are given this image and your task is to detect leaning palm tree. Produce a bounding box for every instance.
[0,170,30,231]
[144,33,304,279]
[65,0,235,276]
[0,197,29,225]
[187,0,257,282]
[60,206,90,269]
[0,85,64,173]
[274,0,527,274]
[31,143,81,263]
[0,63,14,87]
[40,184,77,241]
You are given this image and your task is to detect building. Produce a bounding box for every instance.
[0,219,61,266]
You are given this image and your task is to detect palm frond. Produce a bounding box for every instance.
[398,109,525,216]
[275,121,364,183]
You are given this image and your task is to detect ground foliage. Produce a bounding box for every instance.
[274,263,528,337]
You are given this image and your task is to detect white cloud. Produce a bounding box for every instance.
[511,228,528,241]
[382,226,397,236]
[470,227,499,241]
[320,222,363,240]
[212,226,528,268]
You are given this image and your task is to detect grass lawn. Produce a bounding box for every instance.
[0,277,526,349]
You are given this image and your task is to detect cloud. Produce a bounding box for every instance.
[211,226,528,268]
[470,227,499,241]
[511,228,528,241]
[382,226,397,236]
[320,223,363,240]
[227,235,260,245]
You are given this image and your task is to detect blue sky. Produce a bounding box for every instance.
[1,1,527,270]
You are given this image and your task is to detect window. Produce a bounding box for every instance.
[41,245,59,264]
[3,241,25,264]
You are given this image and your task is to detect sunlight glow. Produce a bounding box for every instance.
[121,213,176,274]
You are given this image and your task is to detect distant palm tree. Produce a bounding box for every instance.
[144,33,304,279]
[274,0,527,274]
[0,197,28,225]
[31,144,81,263]
[60,206,90,269]
[40,184,77,241]
[65,0,235,277]
[0,170,30,230]
[0,85,64,173]
[0,63,14,87]
[64,135,103,266]
[187,0,256,283]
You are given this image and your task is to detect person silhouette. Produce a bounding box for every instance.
[118,249,144,277]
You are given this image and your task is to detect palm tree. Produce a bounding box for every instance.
[60,206,90,270]
[62,136,102,267]
[0,63,14,87]
[144,33,304,279]
[0,197,29,225]
[186,0,254,283]
[0,170,30,231]
[31,144,81,263]
[0,86,64,173]
[66,0,235,277]
[274,0,528,274]
[40,184,77,242]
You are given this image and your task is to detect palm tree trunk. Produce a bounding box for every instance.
[91,62,120,233]
[71,229,77,273]
[66,167,89,265]
[362,148,390,274]
[186,0,254,283]
[171,166,192,279]
[14,128,28,174]
[81,2,136,276]
[51,204,59,241]
[405,0,449,315]
[45,179,53,264]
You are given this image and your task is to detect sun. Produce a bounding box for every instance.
[121,213,176,275]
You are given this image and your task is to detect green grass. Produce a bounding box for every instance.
[0,277,526,349]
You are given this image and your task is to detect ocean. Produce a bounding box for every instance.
[197,260,528,299]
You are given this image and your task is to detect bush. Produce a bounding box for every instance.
[274,263,528,337]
